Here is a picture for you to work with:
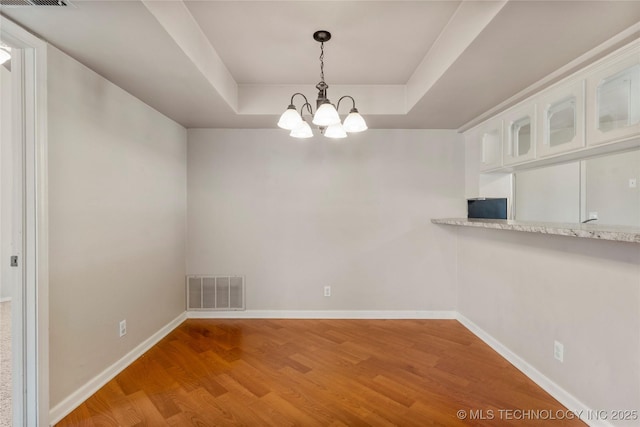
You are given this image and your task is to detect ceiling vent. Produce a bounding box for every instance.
[0,0,69,6]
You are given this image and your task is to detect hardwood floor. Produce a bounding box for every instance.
[57,319,586,426]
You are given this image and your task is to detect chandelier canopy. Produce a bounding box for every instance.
[277,30,367,139]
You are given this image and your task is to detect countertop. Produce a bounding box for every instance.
[431,218,640,243]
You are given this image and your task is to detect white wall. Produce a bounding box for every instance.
[187,129,465,312]
[47,46,187,407]
[514,162,581,223]
[585,149,640,227]
[0,65,13,301]
[464,132,512,215]
[456,207,640,424]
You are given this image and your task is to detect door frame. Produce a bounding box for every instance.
[0,15,49,426]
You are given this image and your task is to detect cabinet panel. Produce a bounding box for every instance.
[503,103,536,165]
[536,80,585,157]
[586,48,640,146]
[478,118,503,171]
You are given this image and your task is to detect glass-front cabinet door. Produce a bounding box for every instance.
[478,117,503,171]
[503,103,536,165]
[586,46,640,146]
[536,80,585,157]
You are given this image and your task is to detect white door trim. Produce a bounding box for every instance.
[0,15,49,427]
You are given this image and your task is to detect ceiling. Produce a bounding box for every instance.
[2,1,640,130]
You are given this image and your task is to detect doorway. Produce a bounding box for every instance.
[0,38,20,427]
[0,15,49,427]
[1,37,25,427]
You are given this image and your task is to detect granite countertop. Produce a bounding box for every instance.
[431,218,640,243]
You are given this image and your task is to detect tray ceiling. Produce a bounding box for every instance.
[2,0,640,129]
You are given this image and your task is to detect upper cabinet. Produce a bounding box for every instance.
[503,103,536,165]
[466,39,639,173]
[536,80,585,157]
[478,117,503,171]
[586,45,640,146]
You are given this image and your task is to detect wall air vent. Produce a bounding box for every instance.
[0,0,69,6]
[186,275,245,311]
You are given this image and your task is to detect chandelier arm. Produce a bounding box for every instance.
[299,102,313,116]
[336,95,356,112]
[290,92,310,106]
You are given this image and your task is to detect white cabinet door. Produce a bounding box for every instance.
[536,80,585,157]
[503,103,536,165]
[477,117,503,172]
[586,46,640,146]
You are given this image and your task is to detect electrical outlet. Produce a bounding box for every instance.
[588,211,598,220]
[554,340,564,362]
[324,286,331,297]
[629,178,637,188]
[119,320,127,337]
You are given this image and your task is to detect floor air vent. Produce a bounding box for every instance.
[187,275,245,311]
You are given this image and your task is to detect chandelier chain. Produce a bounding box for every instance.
[319,41,325,83]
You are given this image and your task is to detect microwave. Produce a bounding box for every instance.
[467,198,507,220]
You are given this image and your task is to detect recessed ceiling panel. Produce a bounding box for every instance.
[185,0,461,85]
[406,0,640,129]
[2,0,237,126]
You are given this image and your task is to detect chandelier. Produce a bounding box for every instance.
[277,30,368,139]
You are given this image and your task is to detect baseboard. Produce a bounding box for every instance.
[456,313,611,427]
[187,310,458,319]
[0,297,11,303]
[48,312,187,426]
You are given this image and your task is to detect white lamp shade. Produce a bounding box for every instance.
[278,107,303,130]
[343,111,368,132]
[0,49,10,65]
[324,123,347,139]
[290,120,314,139]
[312,103,340,126]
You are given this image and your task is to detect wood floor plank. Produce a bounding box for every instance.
[55,319,587,426]
[245,398,297,427]
[166,387,231,427]
[56,403,94,427]
[260,392,326,427]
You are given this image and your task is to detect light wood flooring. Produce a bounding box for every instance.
[57,319,586,426]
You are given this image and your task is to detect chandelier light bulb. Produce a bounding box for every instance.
[312,102,341,127]
[342,109,368,133]
[290,120,314,139]
[277,105,303,130]
[324,123,347,139]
